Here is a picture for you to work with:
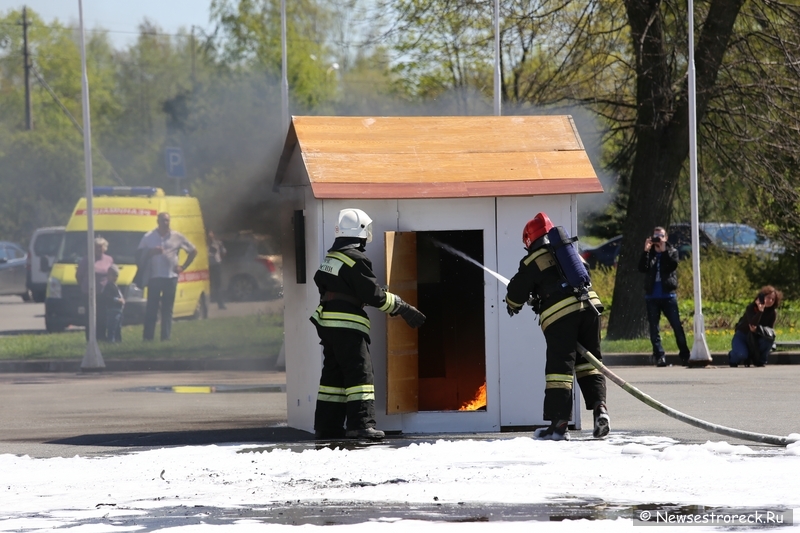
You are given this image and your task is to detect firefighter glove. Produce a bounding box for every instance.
[391,296,426,328]
[507,304,521,317]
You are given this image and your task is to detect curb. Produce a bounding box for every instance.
[603,352,800,367]
[0,358,280,374]
[1,353,799,373]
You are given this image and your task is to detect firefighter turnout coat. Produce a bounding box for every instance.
[309,238,399,432]
[505,243,606,422]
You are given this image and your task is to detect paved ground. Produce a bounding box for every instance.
[1,364,797,458]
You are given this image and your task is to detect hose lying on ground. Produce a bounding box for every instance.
[577,343,797,447]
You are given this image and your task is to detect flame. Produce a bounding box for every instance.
[459,383,487,411]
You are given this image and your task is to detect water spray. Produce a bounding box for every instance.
[431,239,798,446]
[430,238,510,285]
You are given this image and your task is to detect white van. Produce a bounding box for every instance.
[27,226,65,303]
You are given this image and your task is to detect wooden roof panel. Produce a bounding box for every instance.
[293,115,583,154]
[275,115,603,198]
[302,151,596,183]
[312,178,602,199]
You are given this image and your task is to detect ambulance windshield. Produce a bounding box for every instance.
[57,231,146,265]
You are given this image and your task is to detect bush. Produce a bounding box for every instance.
[676,248,756,303]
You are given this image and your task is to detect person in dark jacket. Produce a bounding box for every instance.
[728,286,782,367]
[505,212,609,441]
[638,226,691,367]
[310,208,426,441]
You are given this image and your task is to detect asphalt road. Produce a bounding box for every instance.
[2,364,798,458]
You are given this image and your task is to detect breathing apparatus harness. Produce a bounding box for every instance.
[526,226,600,317]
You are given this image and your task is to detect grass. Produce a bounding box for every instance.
[0,314,284,361]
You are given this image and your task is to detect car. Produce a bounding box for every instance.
[580,235,622,269]
[26,226,65,303]
[579,225,715,268]
[0,241,31,301]
[220,233,283,302]
[665,224,716,260]
[698,222,784,259]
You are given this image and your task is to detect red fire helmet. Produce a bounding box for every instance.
[522,212,553,248]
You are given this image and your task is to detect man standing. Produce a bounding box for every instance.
[207,229,227,310]
[137,212,197,341]
[310,208,426,441]
[638,226,691,367]
[505,212,610,441]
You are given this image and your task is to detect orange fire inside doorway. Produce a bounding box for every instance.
[459,383,487,411]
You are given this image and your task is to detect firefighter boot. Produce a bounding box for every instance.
[534,420,570,441]
[345,427,385,441]
[593,403,610,439]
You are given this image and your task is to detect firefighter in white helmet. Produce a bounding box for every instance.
[310,208,426,440]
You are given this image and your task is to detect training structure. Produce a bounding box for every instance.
[272,116,603,434]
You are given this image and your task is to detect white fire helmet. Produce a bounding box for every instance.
[335,208,373,242]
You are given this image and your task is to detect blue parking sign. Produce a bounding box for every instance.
[165,147,186,178]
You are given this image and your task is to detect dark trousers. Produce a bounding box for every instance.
[313,326,376,433]
[645,296,690,360]
[542,310,607,422]
[209,263,225,308]
[143,277,178,341]
[106,308,123,343]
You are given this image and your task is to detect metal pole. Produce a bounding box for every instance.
[686,0,711,366]
[22,7,33,130]
[493,0,501,116]
[78,0,105,371]
[281,0,289,134]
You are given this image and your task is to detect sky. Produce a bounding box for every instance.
[0,0,214,48]
[2,431,800,531]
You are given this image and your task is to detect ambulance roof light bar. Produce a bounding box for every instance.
[92,186,164,197]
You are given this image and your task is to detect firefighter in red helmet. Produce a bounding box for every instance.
[505,212,610,441]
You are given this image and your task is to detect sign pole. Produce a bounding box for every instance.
[687,0,711,366]
[78,0,104,371]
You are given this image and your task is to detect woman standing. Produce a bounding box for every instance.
[728,285,782,367]
[76,237,115,340]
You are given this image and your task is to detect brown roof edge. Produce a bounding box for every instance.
[567,116,585,151]
[272,119,298,192]
[310,178,604,199]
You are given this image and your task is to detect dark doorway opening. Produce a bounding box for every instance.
[416,230,486,411]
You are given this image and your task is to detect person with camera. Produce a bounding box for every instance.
[728,286,782,367]
[638,226,691,367]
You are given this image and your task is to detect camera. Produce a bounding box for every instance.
[651,235,662,243]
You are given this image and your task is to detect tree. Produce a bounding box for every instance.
[376,0,800,338]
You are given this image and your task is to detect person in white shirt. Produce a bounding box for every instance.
[137,212,197,341]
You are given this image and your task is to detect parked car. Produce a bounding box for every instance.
[26,226,65,303]
[665,224,716,260]
[0,241,31,301]
[698,222,784,259]
[579,225,715,269]
[220,233,283,302]
[580,235,622,269]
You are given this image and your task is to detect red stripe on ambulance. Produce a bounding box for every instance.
[75,208,158,216]
[178,270,210,283]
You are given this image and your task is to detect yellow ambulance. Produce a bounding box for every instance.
[44,187,210,333]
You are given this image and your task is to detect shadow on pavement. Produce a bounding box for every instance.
[47,427,313,448]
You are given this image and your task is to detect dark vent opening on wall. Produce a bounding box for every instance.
[294,210,306,284]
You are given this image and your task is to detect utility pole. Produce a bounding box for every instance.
[190,25,196,87]
[22,6,33,130]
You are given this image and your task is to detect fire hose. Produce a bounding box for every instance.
[430,239,797,446]
[576,343,796,447]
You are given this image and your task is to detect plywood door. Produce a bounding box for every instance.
[385,231,419,414]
